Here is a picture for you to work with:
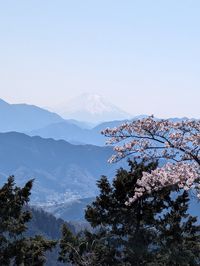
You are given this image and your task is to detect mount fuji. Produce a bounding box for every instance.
[53,93,132,123]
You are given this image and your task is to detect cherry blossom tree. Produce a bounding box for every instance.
[102,116,200,202]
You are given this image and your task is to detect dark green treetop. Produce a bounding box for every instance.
[0,176,56,266]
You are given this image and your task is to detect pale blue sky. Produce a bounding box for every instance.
[0,0,199,118]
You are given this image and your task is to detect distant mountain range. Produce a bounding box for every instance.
[0,97,189,147]
[0,98,64,132]
[51,93,132,123]
[27,119,130,146]
[0,132,121,207]
[0,97,134,146]
[0,97,197,223]
[41,197,94,221]
[0,97,135,146]
[0,97,130,222]
[27,116,194,146]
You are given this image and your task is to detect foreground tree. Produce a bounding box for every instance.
[59,224,122,265]
[85,160,160,265]
[102,116,200,202]
[153,190,200,266]
[0,176,56,265]
[59,161,200,265]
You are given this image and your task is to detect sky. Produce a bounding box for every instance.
[0,0,199,118]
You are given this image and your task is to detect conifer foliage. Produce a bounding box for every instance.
[85,160,160,265]
[59,161,200,266]
[154,190,200,266]
[0,176,56,265]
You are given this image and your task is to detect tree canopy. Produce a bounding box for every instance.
[102,116,200,202]
[59,160,200,265]
[0,176,56,265]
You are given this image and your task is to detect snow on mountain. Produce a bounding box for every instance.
[53,93,132,123]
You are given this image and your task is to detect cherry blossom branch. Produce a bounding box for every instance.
[102,116,200,202]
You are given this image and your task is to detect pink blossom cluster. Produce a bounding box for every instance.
[102,116,200,201]
[126,162,200,204]
[102,116,200,165]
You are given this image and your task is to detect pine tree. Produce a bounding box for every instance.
[59,224,121,266]
[153,190,200,266]
[0,176,56,265]
[85,160,164,265]
[59,160,163,265]
[59,160,200,265]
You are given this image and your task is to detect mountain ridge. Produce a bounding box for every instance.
[0,131,119,207]
[52,93,132,123]
[0,98,64,132]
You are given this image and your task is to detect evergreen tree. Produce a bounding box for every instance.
[153,190,200,266]
[85,160,165,265]
[59,160,163,265]
[59,161,200,265]
[59,224,121,266]
[0,176,56,265]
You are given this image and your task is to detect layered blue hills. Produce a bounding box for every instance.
[27,119,129,146]
[0,98,198,222]
[0,98,131,145]
[0,131,119,206]
[0,98,64,132]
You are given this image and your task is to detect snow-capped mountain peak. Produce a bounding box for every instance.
[54,93,132,123]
